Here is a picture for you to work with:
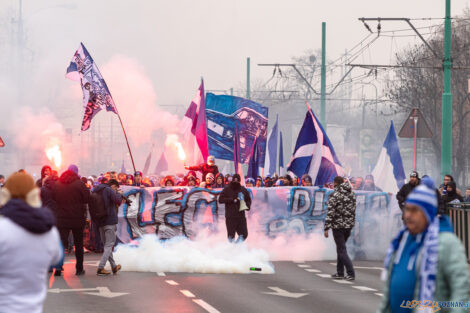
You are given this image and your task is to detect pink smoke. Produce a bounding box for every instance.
[100,55,181,147]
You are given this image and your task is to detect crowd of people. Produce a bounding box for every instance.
[1,156,470,312]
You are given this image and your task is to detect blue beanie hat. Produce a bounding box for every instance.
[68,164,79,175]
[404,176,437,222]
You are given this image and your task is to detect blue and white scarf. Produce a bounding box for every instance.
[382,217,440,312]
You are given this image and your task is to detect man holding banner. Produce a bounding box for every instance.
[218,174,251,243]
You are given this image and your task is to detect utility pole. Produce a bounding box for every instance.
[246,57,251,99]
[320,22,326,127]
[441,0,452,178]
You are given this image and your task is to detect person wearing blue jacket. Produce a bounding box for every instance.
[92,179,123,276]
[377,177,470,313]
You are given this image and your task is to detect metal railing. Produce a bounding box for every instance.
[447,203,470,262]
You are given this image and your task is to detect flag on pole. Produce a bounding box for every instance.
[142,149,152,177]
[264,115,278,176]
[287,107,344,186]
[279,131,285,176]
[120,159,126,174]
[234,122,245,185]
[66,43,118,131]
[154,152,168,175]
[180,79,209,164]
[372,121,406,193]
[247,136,260,179]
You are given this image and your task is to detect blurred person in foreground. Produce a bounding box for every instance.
[0,173,63,313]
[377,176,469,313]
[324,176,356,281]
[52,164,90,276]
[218,174,251,243]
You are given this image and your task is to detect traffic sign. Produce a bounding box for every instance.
[398,108,433,138]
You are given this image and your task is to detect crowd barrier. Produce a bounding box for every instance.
[117,186,402,260]
[447,203,470,262]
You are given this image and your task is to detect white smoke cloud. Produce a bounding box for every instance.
[114,233,275,274]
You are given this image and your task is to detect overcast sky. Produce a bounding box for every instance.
[2,0,469,107]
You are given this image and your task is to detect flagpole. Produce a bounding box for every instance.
[116,113,136,174]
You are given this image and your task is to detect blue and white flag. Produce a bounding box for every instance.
[372,121,406,193]
[287,108,343,186]
[247,135,260,179]
[278,131,285,176]
[263,115,278,176]
[66,43,117,131]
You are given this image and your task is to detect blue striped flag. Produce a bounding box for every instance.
[371,121,406,193]
[264,115,278,176]
[278,131,284,176]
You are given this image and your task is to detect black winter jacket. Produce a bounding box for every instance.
[52,170,90,228]
[396,181,420,210]
[41,177,58,215]
[218,182,251,218]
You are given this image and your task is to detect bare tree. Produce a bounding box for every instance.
[386,14,470,184]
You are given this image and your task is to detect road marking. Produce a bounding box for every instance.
[353,286,378,292]
[328,263,382,270]
[262,287,308,298]
[305,269,321,273]
[180,290,195,298]
[375,293,384,297]
[48,287,128,298]
[316,274,332,278]
[157,272,166,276]
[297,264,310,268]
[333,279,353,284]
[193,299,221,313]
[165,280,179,286]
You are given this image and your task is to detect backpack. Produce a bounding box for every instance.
[89,189,107,222]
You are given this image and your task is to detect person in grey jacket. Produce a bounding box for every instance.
[377,177,469,313]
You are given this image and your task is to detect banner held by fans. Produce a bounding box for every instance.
[206,93,268,164]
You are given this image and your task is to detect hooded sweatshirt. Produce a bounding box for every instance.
[324,182,356,230]
[0,199,63,313]
[92,183,122,226]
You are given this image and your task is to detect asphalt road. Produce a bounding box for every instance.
[44,254,384,313]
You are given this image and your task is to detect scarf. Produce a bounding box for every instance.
[383,217,440,312]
